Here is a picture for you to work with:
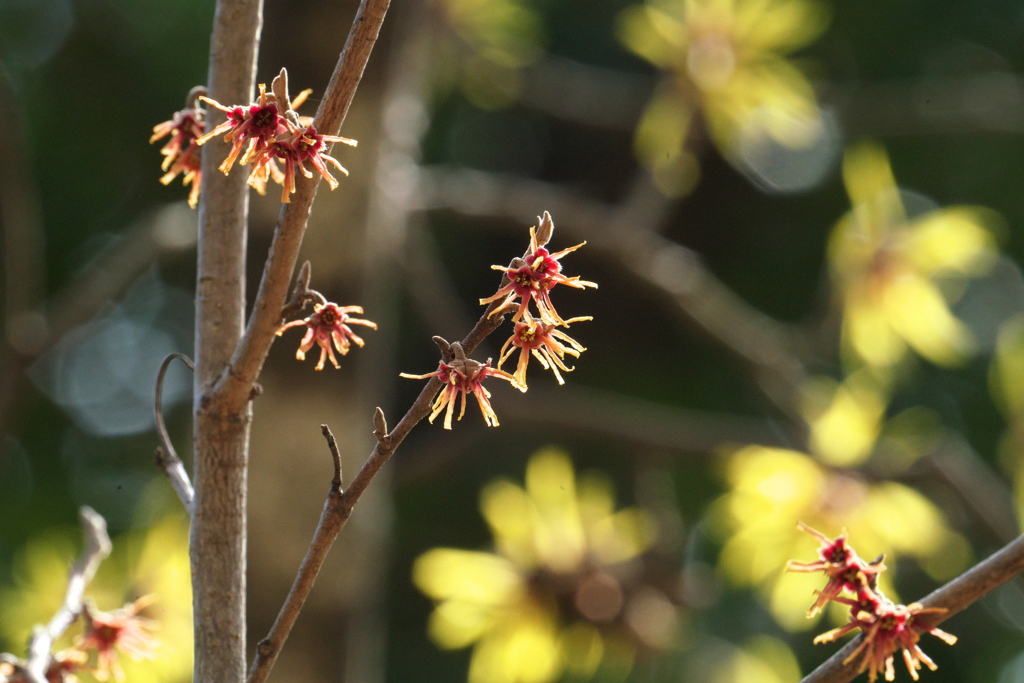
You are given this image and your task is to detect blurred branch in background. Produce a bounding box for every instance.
[0,195,197,443]
[25,508,111,683]
[922,436,1018,546]
[396,383,794,487]
[0,69,46,360]
[0,507,112,683]
[519,53,1024,138]
[415,167,808,415]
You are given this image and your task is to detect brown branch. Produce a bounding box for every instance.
[800,532,1024,683]
[22,508,112,683]
[248,295,509,683]
[322,423,343,489]
[154,353,196,514]
[0,68,46,358]
[279,261,326,322]
[218,0,392,411]
[191,0,263,680]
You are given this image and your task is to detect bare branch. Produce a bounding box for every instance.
[190,0,264,679]
[219,0,392,411]
[800,532,1024,683]
[154,353,196,514]
[248,298,507,683]
[23,507,112,683]
[279,261,326,322]
[321,424,343,489]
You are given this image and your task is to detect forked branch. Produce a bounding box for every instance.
[248,300,508,683]
[219,0,392,410]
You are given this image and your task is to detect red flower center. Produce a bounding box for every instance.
[250,104,279,133]
[529,248,560,276]
[827,545,848,563]
[95,625,121,646]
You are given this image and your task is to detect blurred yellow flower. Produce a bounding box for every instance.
[0,512,192,683]
[830,142,1000,370]
[413,448,672,683]
[991,314,1024,419]
[709,445,970,631]
[989,315,1024,529]
[713,635,802,683]
[617,0,828,194]
[802,370,888,468]
[433,0,546,108]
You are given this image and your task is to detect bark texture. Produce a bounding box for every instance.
[192,0,263,681]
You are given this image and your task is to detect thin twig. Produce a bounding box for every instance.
[154,353,196,515]
[248,297,508,683]
[279,261,319,322]
[247,425,345,683]
[800,532,1024,683]
[219,0,392,411]
[322,423,343,489]
[23,508,112,683]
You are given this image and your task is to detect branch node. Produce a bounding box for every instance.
[249,383,264,400]
[536,210,554,246]
[373,407,390,447]
[432,335,451,358]
[256,639,275,659]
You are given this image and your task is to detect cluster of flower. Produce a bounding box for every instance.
[787,523,956,682]
[149,98,205,208]
[401,212,596,429]
[276,300,377,372]
[151,68,356,206]
[0,598,157,683]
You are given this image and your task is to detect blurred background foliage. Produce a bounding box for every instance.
[5,0,1024,681]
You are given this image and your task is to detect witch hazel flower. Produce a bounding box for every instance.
[246,124,356,203]
[150,89,206,208]
[786,522,885,617]
[788,522,957,682]
[276,300,377,370]
[480,212,597,325]
[401,341,519,429]
[76,597,159,682]
[497,313,588,389]
[193,68,356,202]
[197,81,290,174]
[817,600,956,683]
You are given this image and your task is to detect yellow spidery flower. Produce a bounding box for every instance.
[617,0,829,195]
[830,141,1001,370]
[413,449,664,683]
